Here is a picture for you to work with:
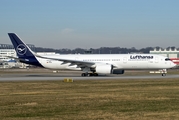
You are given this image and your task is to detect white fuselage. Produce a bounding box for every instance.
[8,33,176,76]
[35,54,176,70]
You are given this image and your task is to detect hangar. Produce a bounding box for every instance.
[150,47,179,64]
[0,44,55,68]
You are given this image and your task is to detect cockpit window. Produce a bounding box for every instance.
[165,58,171,61]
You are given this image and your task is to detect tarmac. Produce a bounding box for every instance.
[0,69,179,81]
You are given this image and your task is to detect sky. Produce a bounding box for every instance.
[0,0,179,49]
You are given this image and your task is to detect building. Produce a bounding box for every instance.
[0,43,58,68]
[0,44,36,61]
[0,44,36,68]
[0,49,16,61]
[150,47,179,64]
[0,44,36,51]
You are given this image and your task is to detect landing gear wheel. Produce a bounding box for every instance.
[89,73,93,76]
[81,73,89,77]
[162,73,166,76]
[81,73,86,77]
[81,73,98,77]
[89,73,98,76]
[94,73,98,76]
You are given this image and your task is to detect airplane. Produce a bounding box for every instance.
[8,33,176,77]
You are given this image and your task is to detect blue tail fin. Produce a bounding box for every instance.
[8,33,43,67]
[8,33,34,58]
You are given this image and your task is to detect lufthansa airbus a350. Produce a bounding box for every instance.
[8,33,176,76]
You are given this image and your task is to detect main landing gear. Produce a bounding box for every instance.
[162,73,166,76]
[81,73,98,77]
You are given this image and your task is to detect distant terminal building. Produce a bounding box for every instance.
[0,44,36,61]
[0,44,36,51]
[0,44,14,49]
[0,43,57,68]
[0,44,36,68]
[0,49,16,61]
[150,47,179,64]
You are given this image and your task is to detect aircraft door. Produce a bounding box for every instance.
[123,57,127,63]
[155,56,158,63]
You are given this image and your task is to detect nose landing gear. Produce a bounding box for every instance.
[162,73,166,76]
[161,69,167,77]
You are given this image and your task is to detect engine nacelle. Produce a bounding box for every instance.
[95,64,112,74]
[94,64,125,74]
[111,69,125,74]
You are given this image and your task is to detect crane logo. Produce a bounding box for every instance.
[16,44,27,55]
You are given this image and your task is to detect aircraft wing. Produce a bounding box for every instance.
[35,55,96,68]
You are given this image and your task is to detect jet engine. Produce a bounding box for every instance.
[95,64,112,74]
[94,64,124,74]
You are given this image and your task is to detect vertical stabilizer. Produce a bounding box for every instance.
[8,33,35,58]
[8,33,43,67]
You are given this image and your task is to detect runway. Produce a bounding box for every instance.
[0,73,179,81]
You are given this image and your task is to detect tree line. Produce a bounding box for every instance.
[35,47,155,54]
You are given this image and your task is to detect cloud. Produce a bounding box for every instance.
[60,28,74,35]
